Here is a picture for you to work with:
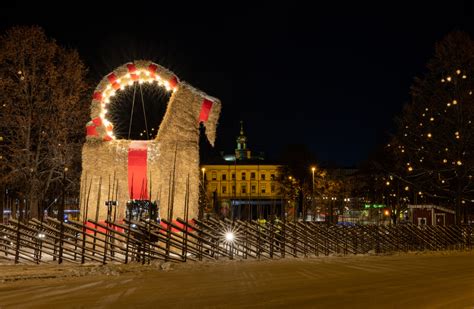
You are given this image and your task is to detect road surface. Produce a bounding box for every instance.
[0,251,473,308]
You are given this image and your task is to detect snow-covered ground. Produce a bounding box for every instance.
[0,250,473,308]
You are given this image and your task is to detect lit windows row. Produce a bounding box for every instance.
[212,184,276,195]
[208,171,276,181]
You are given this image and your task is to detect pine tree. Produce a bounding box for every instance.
[392,31,474,224]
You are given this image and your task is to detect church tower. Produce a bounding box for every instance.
[235,121,250,160]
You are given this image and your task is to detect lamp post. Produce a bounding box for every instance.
[58,166,68,264]
[288,176,295,222]
[201,167,206,187]
[200,167,206,219]
[311,167,315,221]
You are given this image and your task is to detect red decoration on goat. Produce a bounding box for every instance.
[107,73,117,84]
[169,76,178,88]
[86,125,98,137]
[93,92,102,101]
[92,117,102,127]
[127,63,137,73]
[128,141,149,200]
[198,99,213,122]
[148,64,158,74]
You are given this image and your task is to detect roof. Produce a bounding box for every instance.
[408,204,455,214]
[201,157,282,166]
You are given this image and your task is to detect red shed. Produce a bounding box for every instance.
[408,204,455,226]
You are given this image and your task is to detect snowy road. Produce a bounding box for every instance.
[0,251,473,308]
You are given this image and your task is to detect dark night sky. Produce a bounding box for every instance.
[1,2,473,166]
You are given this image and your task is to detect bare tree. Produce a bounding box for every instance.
[0,26,89,219]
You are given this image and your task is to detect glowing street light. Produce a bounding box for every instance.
[225,232,235,242]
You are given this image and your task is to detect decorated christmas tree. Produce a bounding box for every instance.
[391,32,474,224]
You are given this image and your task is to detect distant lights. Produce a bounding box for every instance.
[446,76,452,82]
[408,166,413,172]
[456,69,461,75]
[457,160,462,166]
[427,133,432,138]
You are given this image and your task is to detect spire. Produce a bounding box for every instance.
[235,120,248,159]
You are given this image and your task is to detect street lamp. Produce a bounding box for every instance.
[201,167,206,186]
[225,231,235,242]
[311,167,315,221]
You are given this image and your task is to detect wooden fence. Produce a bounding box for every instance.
[0,218,472,264]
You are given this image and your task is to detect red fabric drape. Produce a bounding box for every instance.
[128,141,149,200]
[198,99,213,122]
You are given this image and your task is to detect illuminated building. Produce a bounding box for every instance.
[201,121,282,220]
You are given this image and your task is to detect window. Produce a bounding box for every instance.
[251,172,256,180]
[232,185,236,193]
[232,173,236,180]
[251,185,256,193]
[271,174,275,180]
[241,184,247,194]
[211,172,217,181]
[261,173,266,180]
[241,172,246,180]
[222,174,227,181]
[222,186,227,194]
[271,184,275,193]
[261,184,266,194]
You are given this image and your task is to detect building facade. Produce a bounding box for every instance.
[201,122,282,220]
[408,204,455,226]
